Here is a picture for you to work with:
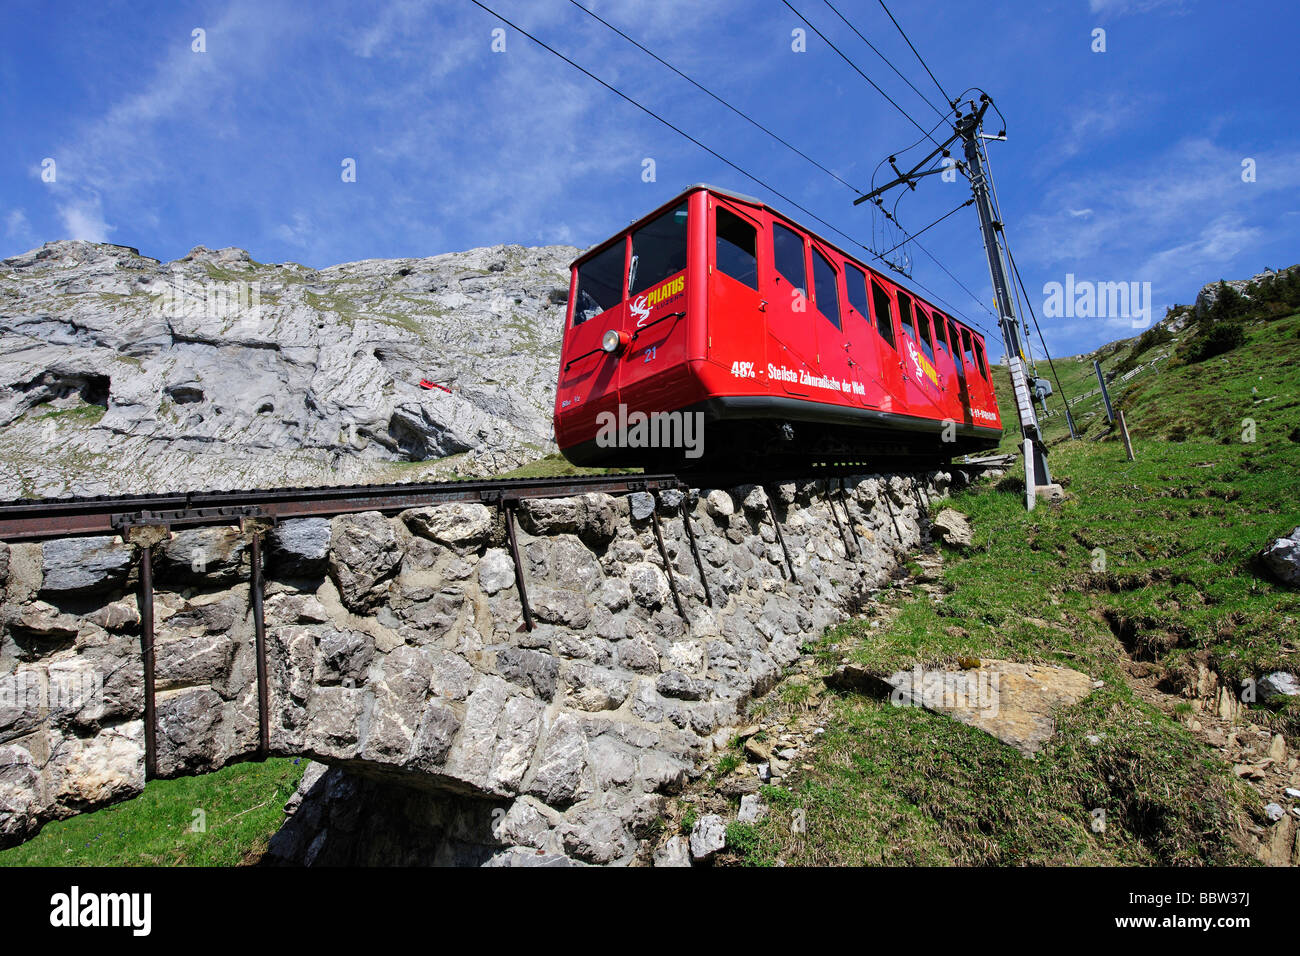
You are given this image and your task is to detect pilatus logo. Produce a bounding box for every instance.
[630,295,650,326]
[904,338,938,386]
[630,274,685,327]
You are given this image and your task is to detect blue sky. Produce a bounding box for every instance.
[2,0,1297,357]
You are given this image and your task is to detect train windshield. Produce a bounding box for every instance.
[574,241,626,325]
[629,202,688,295]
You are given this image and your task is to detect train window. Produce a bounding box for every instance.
[772,223,806,295]
[897,291,917,342]
[950,321,966,378]
[812,248,841,330]
[962,329,977,377]
[715,207,757,290]
[845,263,870,319]
[574,241,626,325]
[916,307,936,362]
[933,312,949,353]
[871,280,896,349]
[973,338,989,379]
[629,202,688,296]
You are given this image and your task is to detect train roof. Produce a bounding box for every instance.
[569,183,982,337]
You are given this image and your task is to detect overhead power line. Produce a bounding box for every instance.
[877,0,955,108]
[566,0,864,195]
[822,0,948,122]
[468,0,988,332]
[781,0,940,147]
[465,0,882,269]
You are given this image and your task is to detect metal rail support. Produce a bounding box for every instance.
[827,483,852,555]
[837,478,861,556]
[1095,359,1116,425]
[502,500,534,632]
[882,488,904,546]
[650,494,688,621]
[680,497,713,607]
[764,488,798,583]
[249,531,270,760]
[137,544,157,780]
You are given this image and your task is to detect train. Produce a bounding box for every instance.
[554,184,1003,471]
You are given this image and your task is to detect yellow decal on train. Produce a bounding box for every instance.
[646,274,685,306]
[905,337,940,387]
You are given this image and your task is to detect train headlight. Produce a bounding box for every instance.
[602,329,627,354]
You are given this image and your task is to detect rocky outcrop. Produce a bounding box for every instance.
[2,472,952,863]
[1263,527,1300,587]
[0,240,579,498]
[1194,265,1300,317]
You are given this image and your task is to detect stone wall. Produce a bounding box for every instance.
[0,471,954,863]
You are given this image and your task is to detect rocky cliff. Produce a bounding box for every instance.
[0,240,579,499]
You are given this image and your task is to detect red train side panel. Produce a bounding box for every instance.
[555,185,1002,468]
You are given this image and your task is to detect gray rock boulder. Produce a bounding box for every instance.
[329,512,403,612]
[268,518,331,578]
[40,536,132,595]
[931,508,973,548]
[1258,671,1300,705]
[402,503,495,554]
[158,527,247,585]
[1262,527,1300,586]
[689,813,727,862]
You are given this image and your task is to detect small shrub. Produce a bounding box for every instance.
[1181,323,1246,364]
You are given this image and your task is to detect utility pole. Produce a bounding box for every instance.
[855,94,1056,507]
[956,102,1051,501]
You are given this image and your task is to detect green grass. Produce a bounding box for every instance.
[0,758,307,867]
[496,452,634,480]
[726,308,1300,866]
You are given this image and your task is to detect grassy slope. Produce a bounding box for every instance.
[0,758,307,866]
[722,308,1300,865]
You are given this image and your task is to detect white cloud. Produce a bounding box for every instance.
[1087,0,1188,15]
[57,199,114,243]
[5,209,34,243]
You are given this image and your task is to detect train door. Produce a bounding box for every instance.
[619,201,691,410]
[843,262,885,408]
[707,197,765,392]
[809,241,854,407]
[894,288,943,419]
[868,277,905,413]
[919,304,956,423]
[559,237,628,427]
[960,328,992,417]
[764,220,818,396]
[945,316,974,426]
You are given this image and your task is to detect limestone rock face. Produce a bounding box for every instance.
[0,239,580,498]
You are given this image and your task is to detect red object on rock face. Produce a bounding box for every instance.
[419,380,451,394]
[553,183,1003,469]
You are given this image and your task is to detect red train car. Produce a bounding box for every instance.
[554,184,1002,470]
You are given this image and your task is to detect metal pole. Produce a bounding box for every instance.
[1094,360,1116,425]
[1118,410,1136,461]
[502,501,534,631]
[959,105,1050,491]
[138,546,157,780]
[250,532,270,760]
